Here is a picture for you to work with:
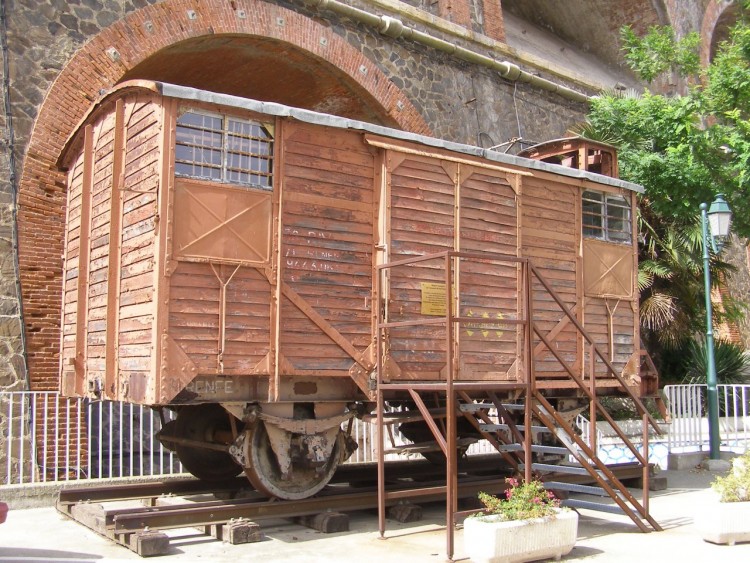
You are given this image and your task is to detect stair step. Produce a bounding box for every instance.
[520,463,600,476]
[561,499,626,515]
[544,482,608,496]
[499,403,526,411]
[530,445,570,455]
[459,403,495,413]
[384,437,477,455]
[494,444,570,455]
[479,423,550,433]
[362,408,446,425]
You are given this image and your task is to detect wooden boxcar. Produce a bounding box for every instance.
[57,81,648,498]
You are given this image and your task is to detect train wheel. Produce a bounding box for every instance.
[243,421,340,500]
[174,404,243,482]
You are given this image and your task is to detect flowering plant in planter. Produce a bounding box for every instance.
[696,451,750,545]
[465,478,577,563]
[475,478,561,521]
[712,451,750,502]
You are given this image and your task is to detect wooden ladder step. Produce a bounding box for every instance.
[460,403,527,414]
[530,445,570,455]
[561,498,626,515]
[495,443,524,452]
[495,444,570,455]
[362,408,446,425]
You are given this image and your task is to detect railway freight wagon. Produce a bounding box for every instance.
[57,81,648,499]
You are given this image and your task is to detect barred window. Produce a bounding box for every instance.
[175,111,273,189]
[582,190,631,244]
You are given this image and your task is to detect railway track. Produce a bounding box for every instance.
[57,456,647,557]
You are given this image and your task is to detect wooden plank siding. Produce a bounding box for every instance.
[520,176,581,382]
[279,122,375,374]
[168,262,271,374]
[583,297,636,379]
[385,153,521,381]
[60,151,86,395]
[117,99,160,396]
[60,94,162,401]
[59,83,644,406]
[387,154,455,378]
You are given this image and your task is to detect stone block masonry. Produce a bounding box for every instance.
[4,0,591,403]
[0,3,733,482]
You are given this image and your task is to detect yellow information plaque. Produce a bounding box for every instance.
[421,282,447,316]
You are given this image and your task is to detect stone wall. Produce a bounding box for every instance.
[0,0,740,485]
[2,0,597,399]
[0,0,600,481]
[0,1,27,393]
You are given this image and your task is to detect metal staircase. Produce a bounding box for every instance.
[454,394,662,532]
[374,250,666,560]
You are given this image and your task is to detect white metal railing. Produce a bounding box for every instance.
[664,384,750,453]
[576,413,603,448]
[1,391,501,486]
[1,391,181,485]
[10,386,749,486]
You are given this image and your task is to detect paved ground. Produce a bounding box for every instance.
[1,466,750,562]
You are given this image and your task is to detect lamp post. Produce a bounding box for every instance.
[700,194,732,460]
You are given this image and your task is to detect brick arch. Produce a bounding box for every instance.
[18,0,429,389]
[700,0,738,66]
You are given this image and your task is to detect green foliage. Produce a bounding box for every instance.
[636,211,737,355]
[476,478,560,521]
[713,451,750,502]
[586,17,750,239]
[704,21,750,119]
[681,339,750,385]
[586,92,724,230]
[581,16,750,380]
[621,25,700,83]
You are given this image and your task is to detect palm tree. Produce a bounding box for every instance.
[637,207,739,380]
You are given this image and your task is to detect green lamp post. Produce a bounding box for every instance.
[700,194,732,460]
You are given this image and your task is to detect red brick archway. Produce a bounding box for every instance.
[700,0,738,66]
[18,0,429,390]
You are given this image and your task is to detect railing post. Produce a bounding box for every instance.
[642,413,649,515]
[589,343,597,456]
[375,262,386,540]
[523,260,533,483]
[445,252,456,560]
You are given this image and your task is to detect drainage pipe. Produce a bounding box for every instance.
[302,0,590,103]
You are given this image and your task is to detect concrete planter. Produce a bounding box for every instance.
[696,496,750,545]
[463,508,578,563]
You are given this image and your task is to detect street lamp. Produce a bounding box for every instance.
[700,194,733,460]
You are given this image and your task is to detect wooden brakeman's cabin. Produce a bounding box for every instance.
[57,80,649,408]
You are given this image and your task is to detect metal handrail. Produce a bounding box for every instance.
[529,264,661,434]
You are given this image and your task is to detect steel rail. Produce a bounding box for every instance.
[56,454,514,504]
[111,476,507,533]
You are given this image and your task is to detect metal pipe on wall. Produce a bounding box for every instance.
[302,0,591,103]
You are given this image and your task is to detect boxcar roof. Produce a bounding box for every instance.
[59,80,643,194]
